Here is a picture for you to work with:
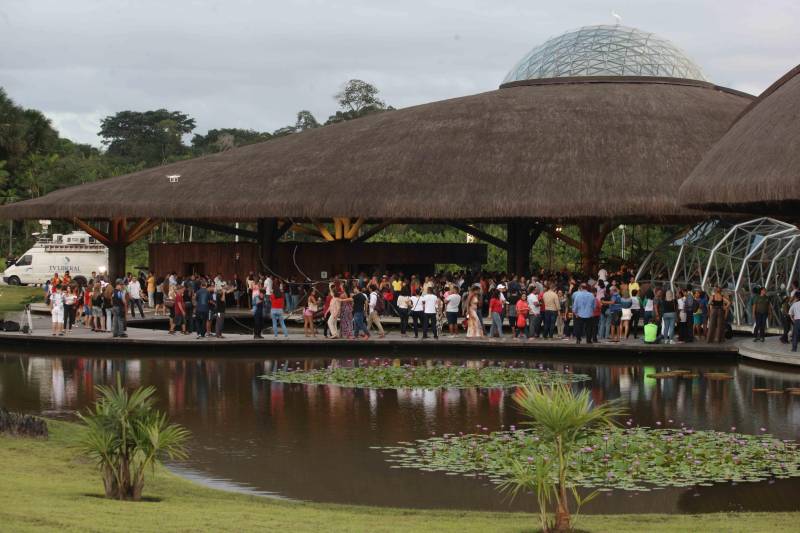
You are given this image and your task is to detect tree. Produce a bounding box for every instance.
[294,110,320,132]
[499,383,626,532]
[99,109,196,167]
[326,79,390,125]
[78,376,190,501]
[191,128,272,155]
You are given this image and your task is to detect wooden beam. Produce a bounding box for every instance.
[125,218,152,242]
[448,222,508,250]
[334,218,344,240]
[126,219,161,245]
[541,225,581,250]
[275,220,293,241]
[312,219,335,241]
[175,219,259,240]
[352,219,396,243]
[290,224,324,239]
[344,217,365,240]
[342,217,351,237]
[72,218,111,246]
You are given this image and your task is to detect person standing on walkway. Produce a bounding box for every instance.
[421,287,440,339]
[368,285,386,338]
[193,282,210,339]
[63,285,77,334]
[352,285,370,339]
[465,287,484,338]
[789,292,800,352]
[146,272,156,309]
[542,283,560,339]
[270,290,289,338]
[252,283,264,339]
[660,290,678,344]
[397,286,411,336]
[304,288,319,337]
[527,286,542,339]
[111,280,128,338]
[127,275,145,319]
[410,288,424,338]
[488,289,504,338]
[50,284,64,336]
[706,286,730,344]
[212,284,227,338]
[752,287,773,343]
[571,283,595,344]
[326,287,342,339]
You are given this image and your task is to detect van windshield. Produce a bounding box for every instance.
[15,255,32,266]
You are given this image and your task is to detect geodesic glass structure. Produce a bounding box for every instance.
[503,25,708,84]
[636,218,800,326]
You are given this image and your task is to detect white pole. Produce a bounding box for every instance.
[235,222,239,243]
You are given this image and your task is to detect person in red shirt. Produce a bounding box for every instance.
[488,289,504,338]
[170,286,187,335]
[270,292,288,338]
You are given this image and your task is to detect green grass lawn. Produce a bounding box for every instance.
[1,420,798,532]
[0,284,42,315]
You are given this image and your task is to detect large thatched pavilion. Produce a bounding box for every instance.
[680,64,800,217]
[0,25,754,279]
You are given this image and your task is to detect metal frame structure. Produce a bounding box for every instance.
[636,217,800,326]
[504,24,707,83]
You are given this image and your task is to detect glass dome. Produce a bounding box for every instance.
[503,25,708,84]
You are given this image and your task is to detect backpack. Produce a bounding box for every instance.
[373,292,385,314]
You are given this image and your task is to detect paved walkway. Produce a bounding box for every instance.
[0,312,743,358]
[735,337,800,366]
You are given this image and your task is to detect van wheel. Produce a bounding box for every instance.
[7,276,21,286]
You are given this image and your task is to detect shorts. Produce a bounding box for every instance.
[693,314,703,325]
[303,307,314,317]
[92,306,102,317]
[51,309,64,323]
[446,312,458,325]
[84,305,92,315]
[155,292,164,305]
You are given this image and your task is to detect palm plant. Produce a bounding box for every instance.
[499,383,626,532]
[77,375,190,501]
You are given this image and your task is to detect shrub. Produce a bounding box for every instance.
[77,375,190,501]
[0,408,48,438]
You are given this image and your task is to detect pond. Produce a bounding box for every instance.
[1,351,800,514]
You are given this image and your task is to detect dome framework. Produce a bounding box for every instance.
[636,217,800,326]
[503,25,707,84]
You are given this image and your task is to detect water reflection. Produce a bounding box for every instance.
[2,352,800,513]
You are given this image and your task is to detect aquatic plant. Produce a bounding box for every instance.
[378,425,800,494]
[261,365,589,389]
[77,375,190,501]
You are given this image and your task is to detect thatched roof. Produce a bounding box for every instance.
[680,64,800,216]
[1,77,752,222]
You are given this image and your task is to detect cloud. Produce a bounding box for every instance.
[2,0,798,146]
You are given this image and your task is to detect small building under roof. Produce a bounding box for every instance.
[0,25,754,278]
[680,64,800,217]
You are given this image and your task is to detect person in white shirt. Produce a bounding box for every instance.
[50,285,65,336]
[789,293,800,352]
[421,287,440,339]
[127,278,145,318]
[410,289,424,338]
[445,286,462,337]
[368,285,385,338]
[527,287,542,338]
[597,267,608,282]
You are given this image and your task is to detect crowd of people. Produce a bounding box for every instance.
[43,266,800,351]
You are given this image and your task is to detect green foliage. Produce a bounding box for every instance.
[295,110,320,131]
[77,375,190,501]
[99,109,196,166]
[261,365,589,390]
[191,128,272,154]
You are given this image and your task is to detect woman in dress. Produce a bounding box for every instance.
[327,285,342,339]
[706,286,730,344]
[304,288,319,337]
[466,287,484,338]
[339,285,355,339]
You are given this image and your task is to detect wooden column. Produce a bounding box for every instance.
[507,220,535,275]
[577,220,614,276]
[257,218,279,271]
[108,243,127,281]
[73,217,161,281]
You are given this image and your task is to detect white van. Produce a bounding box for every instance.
[2,231,108,286]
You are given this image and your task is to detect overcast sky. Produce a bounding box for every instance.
[2,0,798,146]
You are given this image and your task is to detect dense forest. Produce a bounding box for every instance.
[0,81,670,273]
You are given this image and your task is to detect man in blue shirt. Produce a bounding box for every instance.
[193,281,210,338]
[571,283,595,344]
